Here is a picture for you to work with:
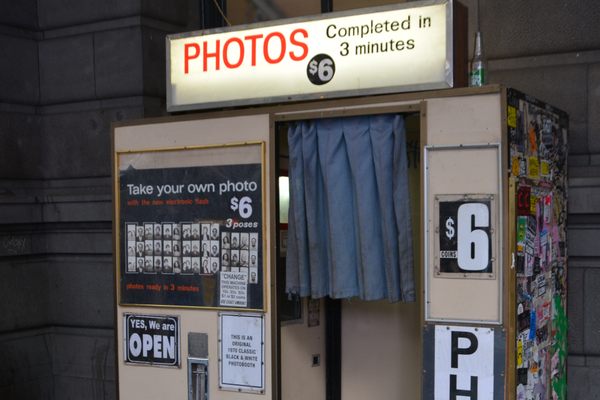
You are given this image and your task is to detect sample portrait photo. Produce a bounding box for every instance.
[154,257,162,273]
[221,232,230,249]
[210,257,219,273]
[201,241,210,257]
[172,241,181,257]
[191,240,201,256]
[127,224,136,241]
[144,255,154,273]
[162,256,173,273]
[163,240,172,256]
[210,223,220,240]
[127,257,136,273]
[250,232,258,250]
[172,257,182,274]
[136,242,144,257]
[201,223,210,240]
[240,250,249,267]
[182,223,191,239]
[230,250,240,268]
[221,251,230,270]
[144,240,153,256]
[201,257,210,274]
[172,223,181,240]
[153,223,162,240]
[249,267,258,284]
[144,223,154,240]
[230,232,240,250]
[153,240,162,256]
[249,251,258,267]
[136,258,144,273]
[127,244,135,256]
[162,223,172,239]
[210,240,220,257]
[182,257,192,274]
[182,240,191,256]
[192,223,200,239]
[240,233,249,250]
[192,257,201,274]
[136,225,144,241]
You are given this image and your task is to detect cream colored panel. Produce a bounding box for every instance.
[114,115,270,152]
[115,114,273,400]
[426,94,502,145]
[341,301,420,400]
[424,94,503,324]
[280,299,326,400]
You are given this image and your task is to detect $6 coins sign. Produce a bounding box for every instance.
[439,200,492,274]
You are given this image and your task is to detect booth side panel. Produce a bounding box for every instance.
[507,89,568,400]
[113,114,274,400]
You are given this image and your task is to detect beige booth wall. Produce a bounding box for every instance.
[114,114,274,400]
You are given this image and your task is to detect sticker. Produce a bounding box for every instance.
[508,106,518,128]
[530,194,538,215]
[517,216,527,253]
[519,157,527,176]
[544,195,552,224]
[528,124,538,153]
[540,160,550,177]
[517,341,524,368]
[528,157,540,179]
[517,186,531,215]
[512,156,521,176]
[529,311,536,339]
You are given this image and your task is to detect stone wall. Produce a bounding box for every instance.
[0,1,199,398]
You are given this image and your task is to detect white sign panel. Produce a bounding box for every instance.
[434,325,494,399]
[167,0,453,111]
[220,271,249,307]
[219,312,264,393]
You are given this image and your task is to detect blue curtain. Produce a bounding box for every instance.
[286,114,415,302]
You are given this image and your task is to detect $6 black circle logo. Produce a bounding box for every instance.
[307,54,335,85]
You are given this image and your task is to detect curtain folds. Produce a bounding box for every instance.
[286,114,415,302]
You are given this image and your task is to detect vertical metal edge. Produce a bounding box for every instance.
[267,116,279,399]
[503,87,517,400]
[494,326,507,400]
[111,125,122,400]
[166,36,173,113]
[421,101,431,323]
[497,140,504,326]
[444,0,454,88]
[419,100,428,397]
[421,324,435,400]
[217,311,223,390]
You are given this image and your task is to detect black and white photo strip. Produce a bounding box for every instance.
[126,222,259,284]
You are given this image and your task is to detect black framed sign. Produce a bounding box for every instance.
[123,313,180,367]
[436,195,494,275]
[116,143,265,310]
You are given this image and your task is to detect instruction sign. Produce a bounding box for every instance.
[117,144,264,310]
[219,312,264,393]
[123,314,180,367]
[438,199,492,273]
[434,325,494,399]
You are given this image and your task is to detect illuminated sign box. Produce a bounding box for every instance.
[167,0,466,112]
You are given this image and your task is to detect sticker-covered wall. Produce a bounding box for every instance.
[507,89,568,400]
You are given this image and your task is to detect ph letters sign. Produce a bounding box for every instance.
[434,325,494,399]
